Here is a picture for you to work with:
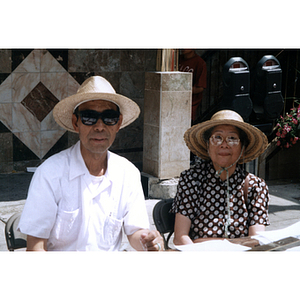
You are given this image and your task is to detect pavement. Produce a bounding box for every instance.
[0,172,300,251]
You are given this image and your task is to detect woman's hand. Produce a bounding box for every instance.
[248,224,265,236]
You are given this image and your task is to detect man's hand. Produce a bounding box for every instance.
[140,230,164,251]
[128,229,164,251]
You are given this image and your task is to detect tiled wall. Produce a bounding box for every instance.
[0,49,157,173]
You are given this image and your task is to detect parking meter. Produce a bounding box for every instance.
[221,57,253,120]
[253,55,284,121]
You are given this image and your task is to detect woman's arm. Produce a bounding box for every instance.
[248,224,265,236]
[173,213,194,245]
[246,175,269,236]
[193,225,265,243]
[192,225,265,245]
[174,211,265,247]
[174,213,226,245]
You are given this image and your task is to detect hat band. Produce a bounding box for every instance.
[73,99,120,113]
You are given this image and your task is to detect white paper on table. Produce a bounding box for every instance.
[253,221,300,245]
[174,239,251,251]
[286,246,300,251]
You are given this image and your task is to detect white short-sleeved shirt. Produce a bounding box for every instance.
[18,141,149,251]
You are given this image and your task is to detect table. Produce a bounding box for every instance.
[166,236,300,251]
[246,236,300,251]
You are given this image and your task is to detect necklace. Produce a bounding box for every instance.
[214,145,244,238]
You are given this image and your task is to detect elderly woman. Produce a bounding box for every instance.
[171,110,270,245]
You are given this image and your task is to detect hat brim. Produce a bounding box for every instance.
[184,119,268,163]
[53,92,140,132]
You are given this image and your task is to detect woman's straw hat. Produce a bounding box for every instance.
[53,76,140,132]
[184,110,268,163]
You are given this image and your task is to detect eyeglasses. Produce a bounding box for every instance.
[210,134,240,147]
[77,109,120,126]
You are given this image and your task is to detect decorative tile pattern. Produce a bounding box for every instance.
[13,134,39,161]
[11,49,33,71]
[0,49,11,73]
[68,49,121,72]
[0,48,157,172]
[0,49,80,159]
[47,49,68,70]
[0,121,10,133]
[0,73,10,85]
[21,81,59,122]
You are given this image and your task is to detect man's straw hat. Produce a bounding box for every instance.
[53,76,140,132]
[184,110,268,163]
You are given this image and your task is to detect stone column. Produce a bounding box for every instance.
[143,71,192,185]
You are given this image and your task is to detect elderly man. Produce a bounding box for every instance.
[18,76,164,251]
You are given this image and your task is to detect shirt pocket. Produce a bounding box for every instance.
[52,208,80,245]
[103,216,123,247]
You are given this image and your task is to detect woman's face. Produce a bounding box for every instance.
[208,125,242,169]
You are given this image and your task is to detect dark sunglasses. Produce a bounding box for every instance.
[77,109,120,126]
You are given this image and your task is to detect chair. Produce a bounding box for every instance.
[152,199,175,249]
[5,212,27,251]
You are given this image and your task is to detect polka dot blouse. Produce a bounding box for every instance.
[171,160,270,240]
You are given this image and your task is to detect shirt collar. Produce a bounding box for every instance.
[69,141,117,183]
[105,151,123,183]
[69,141,86,180]
[205,160,245,187]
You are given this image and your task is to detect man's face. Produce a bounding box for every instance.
[72,100,123,158]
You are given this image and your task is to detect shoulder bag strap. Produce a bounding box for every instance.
[243,174,249,206]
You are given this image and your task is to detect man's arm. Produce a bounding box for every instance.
[26,235,48,251]
[127,229,164,251]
